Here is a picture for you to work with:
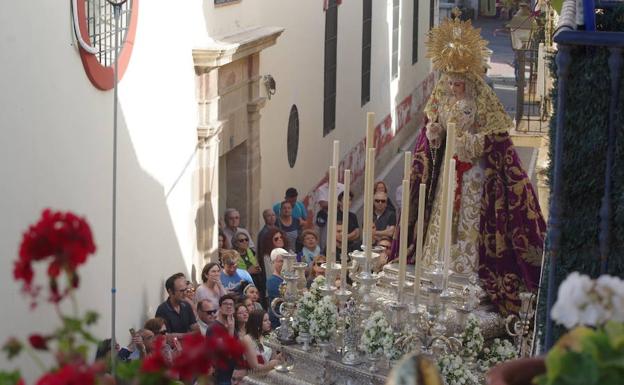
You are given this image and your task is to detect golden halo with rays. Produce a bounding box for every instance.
[425,11,490,75]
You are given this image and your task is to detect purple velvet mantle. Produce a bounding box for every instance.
[405,127,546,316]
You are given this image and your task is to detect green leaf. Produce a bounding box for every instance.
[1,339,22,360]
[599,370,624,385]
[545,346,565,381]
[532,373,549,385]
[115,359,141,381]
[61,316,82,332]
[84,310,99,326]
[604,321,624,350]
[558,351,600,385]
[0,371,22,385]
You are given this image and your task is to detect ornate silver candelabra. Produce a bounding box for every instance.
[405,262,461,355]
[273,252,300,345]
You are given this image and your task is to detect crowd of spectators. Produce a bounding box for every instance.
[112,182,399,385]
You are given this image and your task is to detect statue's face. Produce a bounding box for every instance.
[448,79,466,98]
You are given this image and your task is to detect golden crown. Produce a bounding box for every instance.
[425,8,489,75]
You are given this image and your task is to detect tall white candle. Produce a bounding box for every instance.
[443,159,456,290]
[333,140,340,168]
[364,148,375,267]
[437,123,456,263]
[404,151,412,181]
[327,166,338,266]
[366,112,375,149]
[414,183,426,305]
[398,178,410,302]
[340,170,351,287]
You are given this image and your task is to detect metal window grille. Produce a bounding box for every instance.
[412,0,419,64]
[392,0,400,79]
[361,0,372,106]
[323,0,338,136]
[85,0,133,67]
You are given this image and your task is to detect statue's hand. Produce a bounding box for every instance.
[426,122,443,148]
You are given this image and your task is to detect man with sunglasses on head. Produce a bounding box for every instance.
[155,273,199,338]
[196,299,217,336]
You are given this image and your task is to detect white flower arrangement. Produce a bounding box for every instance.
[437,315,519,384]
[478,338,518,371]
[309,275,326,302]
[309,296,337,342]
[551,272,624,329]
[459,314,484,360]
[437,353,480,385]
[293,291,316,334]
[359,311,395,359]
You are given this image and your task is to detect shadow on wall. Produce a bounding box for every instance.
[196,192,217,263]
[111,106,194,334]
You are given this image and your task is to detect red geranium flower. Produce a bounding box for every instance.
[15,209,96,305]
[141,337,168,373]
[35,360,102,385]
[28,334,48,351]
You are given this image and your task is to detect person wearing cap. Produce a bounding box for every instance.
[272,187,307,223]
[266,248,286,328]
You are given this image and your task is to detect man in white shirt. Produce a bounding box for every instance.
[196,299,217,336]
[222,208,255,249]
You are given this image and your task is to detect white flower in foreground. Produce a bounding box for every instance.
[552,272,624,328]
[551,272,593,328]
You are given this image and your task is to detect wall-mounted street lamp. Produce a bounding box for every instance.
[263,74,276,99]
[507,2,537,124]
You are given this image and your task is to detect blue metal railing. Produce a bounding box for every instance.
[544,0,624,350]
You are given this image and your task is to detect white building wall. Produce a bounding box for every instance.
[0,0,206,378]
[201,0,434,220]
[0,0,435,379]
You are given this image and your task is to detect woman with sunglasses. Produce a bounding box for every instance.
[258,228,289,283]
[195,262,227,310]
[306,255,326,288]
[231,231,265,304]
[142,318,180,365]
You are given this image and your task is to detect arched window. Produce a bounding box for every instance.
[74,0,139,90]
[287,105,300,168]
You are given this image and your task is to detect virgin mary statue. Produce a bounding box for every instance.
[407,14,546,316]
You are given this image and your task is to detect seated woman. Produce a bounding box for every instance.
[297,229,321,267]
[240,309,281,373]
[195,262,227,310]
[232,231,265,301]
[258,228,289,283]
[242,283,264,311]
[235,302,250,338]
